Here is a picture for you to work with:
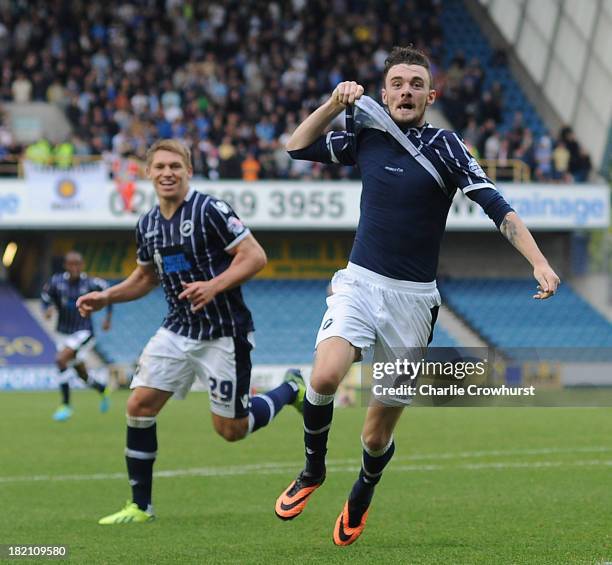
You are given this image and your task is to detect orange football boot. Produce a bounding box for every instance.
[333,500,370,546]
[275,471,325,520]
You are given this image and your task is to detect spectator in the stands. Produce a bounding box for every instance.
[218,136,242,179]
[477,119,497,158]
[461,117,480,151]
[242,152,261,182]
[72,135,92,157]
[12,72,32,103]
[0,0,593,183]
[513,128,535,176]
[573,148,592,183]
[46,79,66,107]
[552,140,571,182]
[54,138,75,169]
[534,136,553,181]
[479,90,502,124]
[25,138,52,165]
[484,131,501,161]
[507,111,525,154]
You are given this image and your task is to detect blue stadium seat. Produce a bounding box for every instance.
[440,279,612,361]
[439,0,547,135]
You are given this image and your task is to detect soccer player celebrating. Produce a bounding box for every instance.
[42,251,112,422]
[274,46,560,545]
[77,139,305,525]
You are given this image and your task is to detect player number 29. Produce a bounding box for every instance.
[208,377,233,402]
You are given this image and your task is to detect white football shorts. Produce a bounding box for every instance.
[315,262,441,406]
[131,327,255,419]
[56,330,96,365]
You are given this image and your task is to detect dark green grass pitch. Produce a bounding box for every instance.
[1,391,611,564]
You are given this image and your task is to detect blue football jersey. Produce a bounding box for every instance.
[135,189,254,340]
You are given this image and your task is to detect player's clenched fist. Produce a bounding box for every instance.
[330,81,364,108]
[76,291,109,317]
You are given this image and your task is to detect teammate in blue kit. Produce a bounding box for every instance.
[77,139,305,525]
[274,46,560,545]
[41,251,112,421]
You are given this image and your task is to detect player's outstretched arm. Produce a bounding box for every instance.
[178,234,266,313]
[76,264,158,317]
[286,81,364,151]
[499,212,561,300]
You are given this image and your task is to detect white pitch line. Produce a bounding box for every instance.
[388,445,612,462]
[321,445,612,466]
[1,451,612,485]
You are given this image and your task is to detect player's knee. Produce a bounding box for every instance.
[362,431,392,454]
[126,395,159,417]
[218,428,246,442]
[310,373,340,395]
[55,356,68,371]
[214,420,248,442]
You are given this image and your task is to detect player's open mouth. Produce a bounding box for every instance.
[397,103,414,110]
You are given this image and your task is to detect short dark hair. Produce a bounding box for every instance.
[383,46,433,89]
[146,139,192,169]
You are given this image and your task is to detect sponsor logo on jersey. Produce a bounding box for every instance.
[322,318,333,330]
[241,394,249,409]
[384,165,404,174]
[145,229,159,238]
[227,216,246,236]
[468,158,486,178]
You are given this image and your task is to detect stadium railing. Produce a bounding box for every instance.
[479,159,531,182]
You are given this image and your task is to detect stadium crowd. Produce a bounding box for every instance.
[0,0,592,182]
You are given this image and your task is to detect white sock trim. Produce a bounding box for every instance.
[254,393,276,424]
[125,448,157,460]
[126,415,156,429]
[361,435,394,457]
[247,412,255,435]
[304,422,332,435]
[306,385,334,406]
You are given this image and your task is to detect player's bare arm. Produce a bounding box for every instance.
[77,264,158,317]
[178,233,267,313]
[500,212,561,300]
[286,81,364,151]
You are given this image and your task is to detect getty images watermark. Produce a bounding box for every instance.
[360,347,540,407]
[371,356,534,399]
[358,347,612,407]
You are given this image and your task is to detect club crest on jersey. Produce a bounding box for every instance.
[180,219,194,237]
[213,200,230,214]
[468,158,486,178]
[227,216,246,236]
